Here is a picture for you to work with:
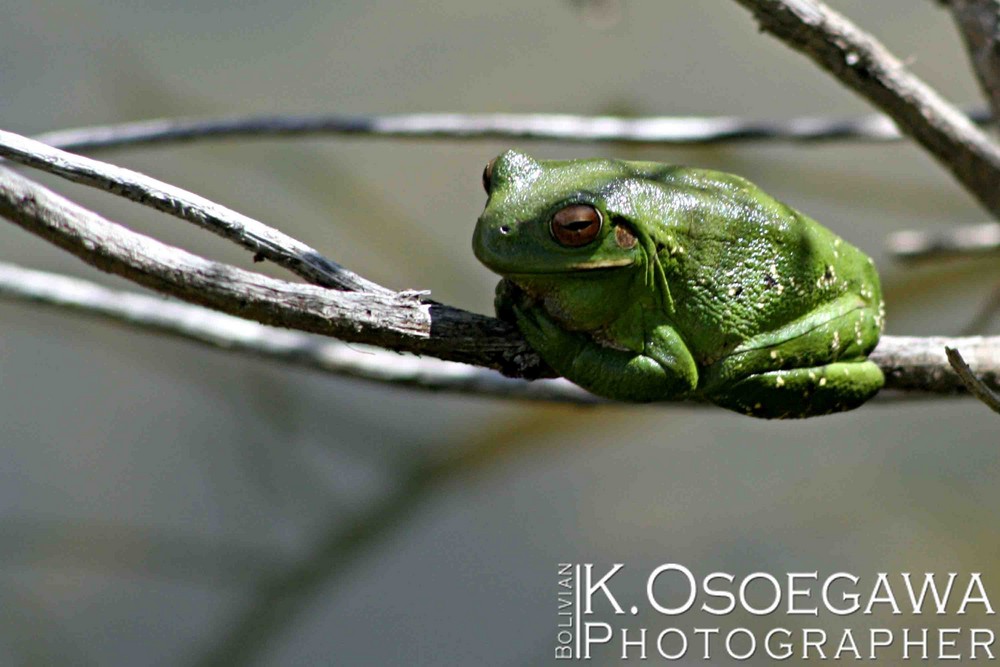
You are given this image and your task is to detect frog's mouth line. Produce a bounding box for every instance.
[498,259,635,278]
[498,258,635,277]
[566,258,635,270]
[491,259,635,282]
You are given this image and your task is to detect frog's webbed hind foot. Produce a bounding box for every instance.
[707,361,884,419]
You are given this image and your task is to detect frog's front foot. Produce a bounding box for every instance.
[493,278,525,326]
[506,297,698,402]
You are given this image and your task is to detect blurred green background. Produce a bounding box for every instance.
[2,1,999,665]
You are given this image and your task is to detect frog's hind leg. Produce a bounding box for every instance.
[701,294,884,418]
[707,361,883,418]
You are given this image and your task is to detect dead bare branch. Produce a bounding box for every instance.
[1,167,998,396]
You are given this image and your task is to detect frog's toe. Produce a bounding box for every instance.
[707,361,884,419]
[493,279,526,324]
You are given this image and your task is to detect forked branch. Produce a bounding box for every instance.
[732,0,1000,218]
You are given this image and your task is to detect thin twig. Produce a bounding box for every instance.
[732,0,1000,218]
[0,129,388,294]
[886,222,1000,261]
[27,109,992,153]
[0,261,591,402]
[946,346,1000,413]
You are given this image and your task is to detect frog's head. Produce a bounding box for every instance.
[473,150,645,280]
[473,150,670,329]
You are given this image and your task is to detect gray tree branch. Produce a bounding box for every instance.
[0,161,998,395]
[5,260,997,400]
[732,0,1000,218]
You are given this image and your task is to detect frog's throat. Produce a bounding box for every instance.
[633,227,674,313]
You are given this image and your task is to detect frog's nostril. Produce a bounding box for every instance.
[499,224,511,235]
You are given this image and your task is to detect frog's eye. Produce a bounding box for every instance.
[551,204,603,247]
[482,159,496,193]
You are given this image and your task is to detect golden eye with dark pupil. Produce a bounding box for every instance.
[551,204,602,247]
[482,159,496,193]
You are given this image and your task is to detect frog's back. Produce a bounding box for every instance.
[638,166,881,363]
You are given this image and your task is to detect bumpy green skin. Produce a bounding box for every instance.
[473,150,885,418]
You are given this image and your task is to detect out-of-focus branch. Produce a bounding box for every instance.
[191,461,434,667]
[962,280,1000,334]
[0,262,591,402]
[946,346,1000,413]
[886,222,1000,261]
[0,129,388,294]
[28,109,992,153]
[731,0,1000,218]
[941,0,1000,118]
[194,401,582,667]
[0,516,284,587]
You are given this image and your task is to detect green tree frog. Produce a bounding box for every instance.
[473,150,885,418]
